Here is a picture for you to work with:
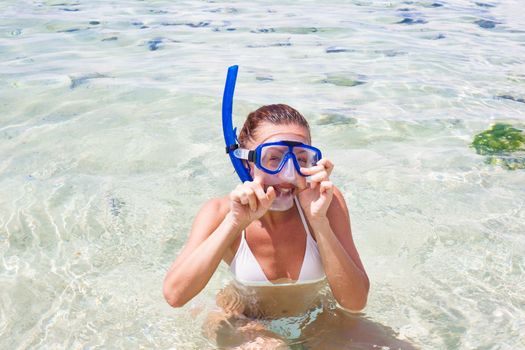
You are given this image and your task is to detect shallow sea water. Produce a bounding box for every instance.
[1,0,524,349]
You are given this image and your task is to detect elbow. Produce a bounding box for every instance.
[164,295,187,308]
[163,284,188,308]
[338,278,370,313]
[338,294,368,313]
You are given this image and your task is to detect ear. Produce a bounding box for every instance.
[245,161,254,178]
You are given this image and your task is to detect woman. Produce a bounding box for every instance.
[163,104,369,347]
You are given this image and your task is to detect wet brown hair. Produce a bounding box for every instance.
[238,104,311,147]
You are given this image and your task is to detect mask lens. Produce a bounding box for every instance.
[293,147,319,169]
[260,145,287,172]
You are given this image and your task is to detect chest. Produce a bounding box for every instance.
[242,218,309,281]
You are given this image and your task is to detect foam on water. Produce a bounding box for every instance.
[1,0,524,348]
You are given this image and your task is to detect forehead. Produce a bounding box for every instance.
[253,122,310,145]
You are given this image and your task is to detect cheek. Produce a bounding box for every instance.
[252,166,266,179]
[253,168,281,185]
[296,175,307,188]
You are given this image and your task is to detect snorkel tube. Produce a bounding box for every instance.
[222,65,253,182]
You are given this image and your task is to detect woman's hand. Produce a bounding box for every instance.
[297,159,335,221]
[229,177,276,229]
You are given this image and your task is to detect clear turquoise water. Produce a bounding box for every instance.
[1,0,524,349]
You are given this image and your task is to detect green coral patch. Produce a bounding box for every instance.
[484,156,525,170]
[472,123,525,155]
[472,123,525,170]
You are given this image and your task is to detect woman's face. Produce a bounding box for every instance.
[246,122,311,211]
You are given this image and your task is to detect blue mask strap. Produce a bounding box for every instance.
[222,65,252,182]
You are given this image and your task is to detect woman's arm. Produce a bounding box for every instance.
[163,179,276,308]
[313,186,369,312]
[299,159,369,311]
[163,198,240,307]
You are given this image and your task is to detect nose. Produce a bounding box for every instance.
[278,158,297,182]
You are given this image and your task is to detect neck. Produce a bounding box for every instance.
[259,202,296,231]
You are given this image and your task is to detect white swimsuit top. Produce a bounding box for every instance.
[230,197,326,286]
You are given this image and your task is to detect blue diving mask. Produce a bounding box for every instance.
[232,140,322,176]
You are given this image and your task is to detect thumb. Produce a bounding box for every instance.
[320,181,334,197]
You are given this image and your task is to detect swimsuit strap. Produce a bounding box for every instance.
[294,196,313,239]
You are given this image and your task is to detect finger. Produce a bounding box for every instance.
[317,159,334,176]
[230,190,240,202]
[320,181,333,196]
[309,171,329,184]
[239,192,249,205]
[299,165,325,176]
[243,188,257,212]
[233,184,248,201]
[250,181,267,202]
[266,186,276,206]
[238,187,251,205]
[253,173,264,186]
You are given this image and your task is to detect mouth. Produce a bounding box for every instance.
[272,185,296,197]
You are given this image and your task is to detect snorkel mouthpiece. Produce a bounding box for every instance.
[261,159,298,212]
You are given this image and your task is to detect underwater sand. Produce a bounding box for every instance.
[1,0,524,348]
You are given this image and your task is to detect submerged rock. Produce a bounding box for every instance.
[251,28,275,33]
[186,21,210,28]
[496,95,525,104]
[149,9,169,14]
[69,73,108,89]
[431,33,446,40]
[160,21,210,28]
[147,38,163,51]
[397,18,428,25]
[109,197,126,217]
[472,123,525,170]
[256,76,273,82]
[475,2,496,8]
[475,19,498,29]
[276,27,319,34]
[57,28,81,33]
[320,75,366,87]
[375,49,407,57]
[272,42,292,47]
[317,113,358,126]
[326,46,353,53]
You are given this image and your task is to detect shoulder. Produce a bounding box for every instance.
[194,195,230,225]
[199,195,229,213]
